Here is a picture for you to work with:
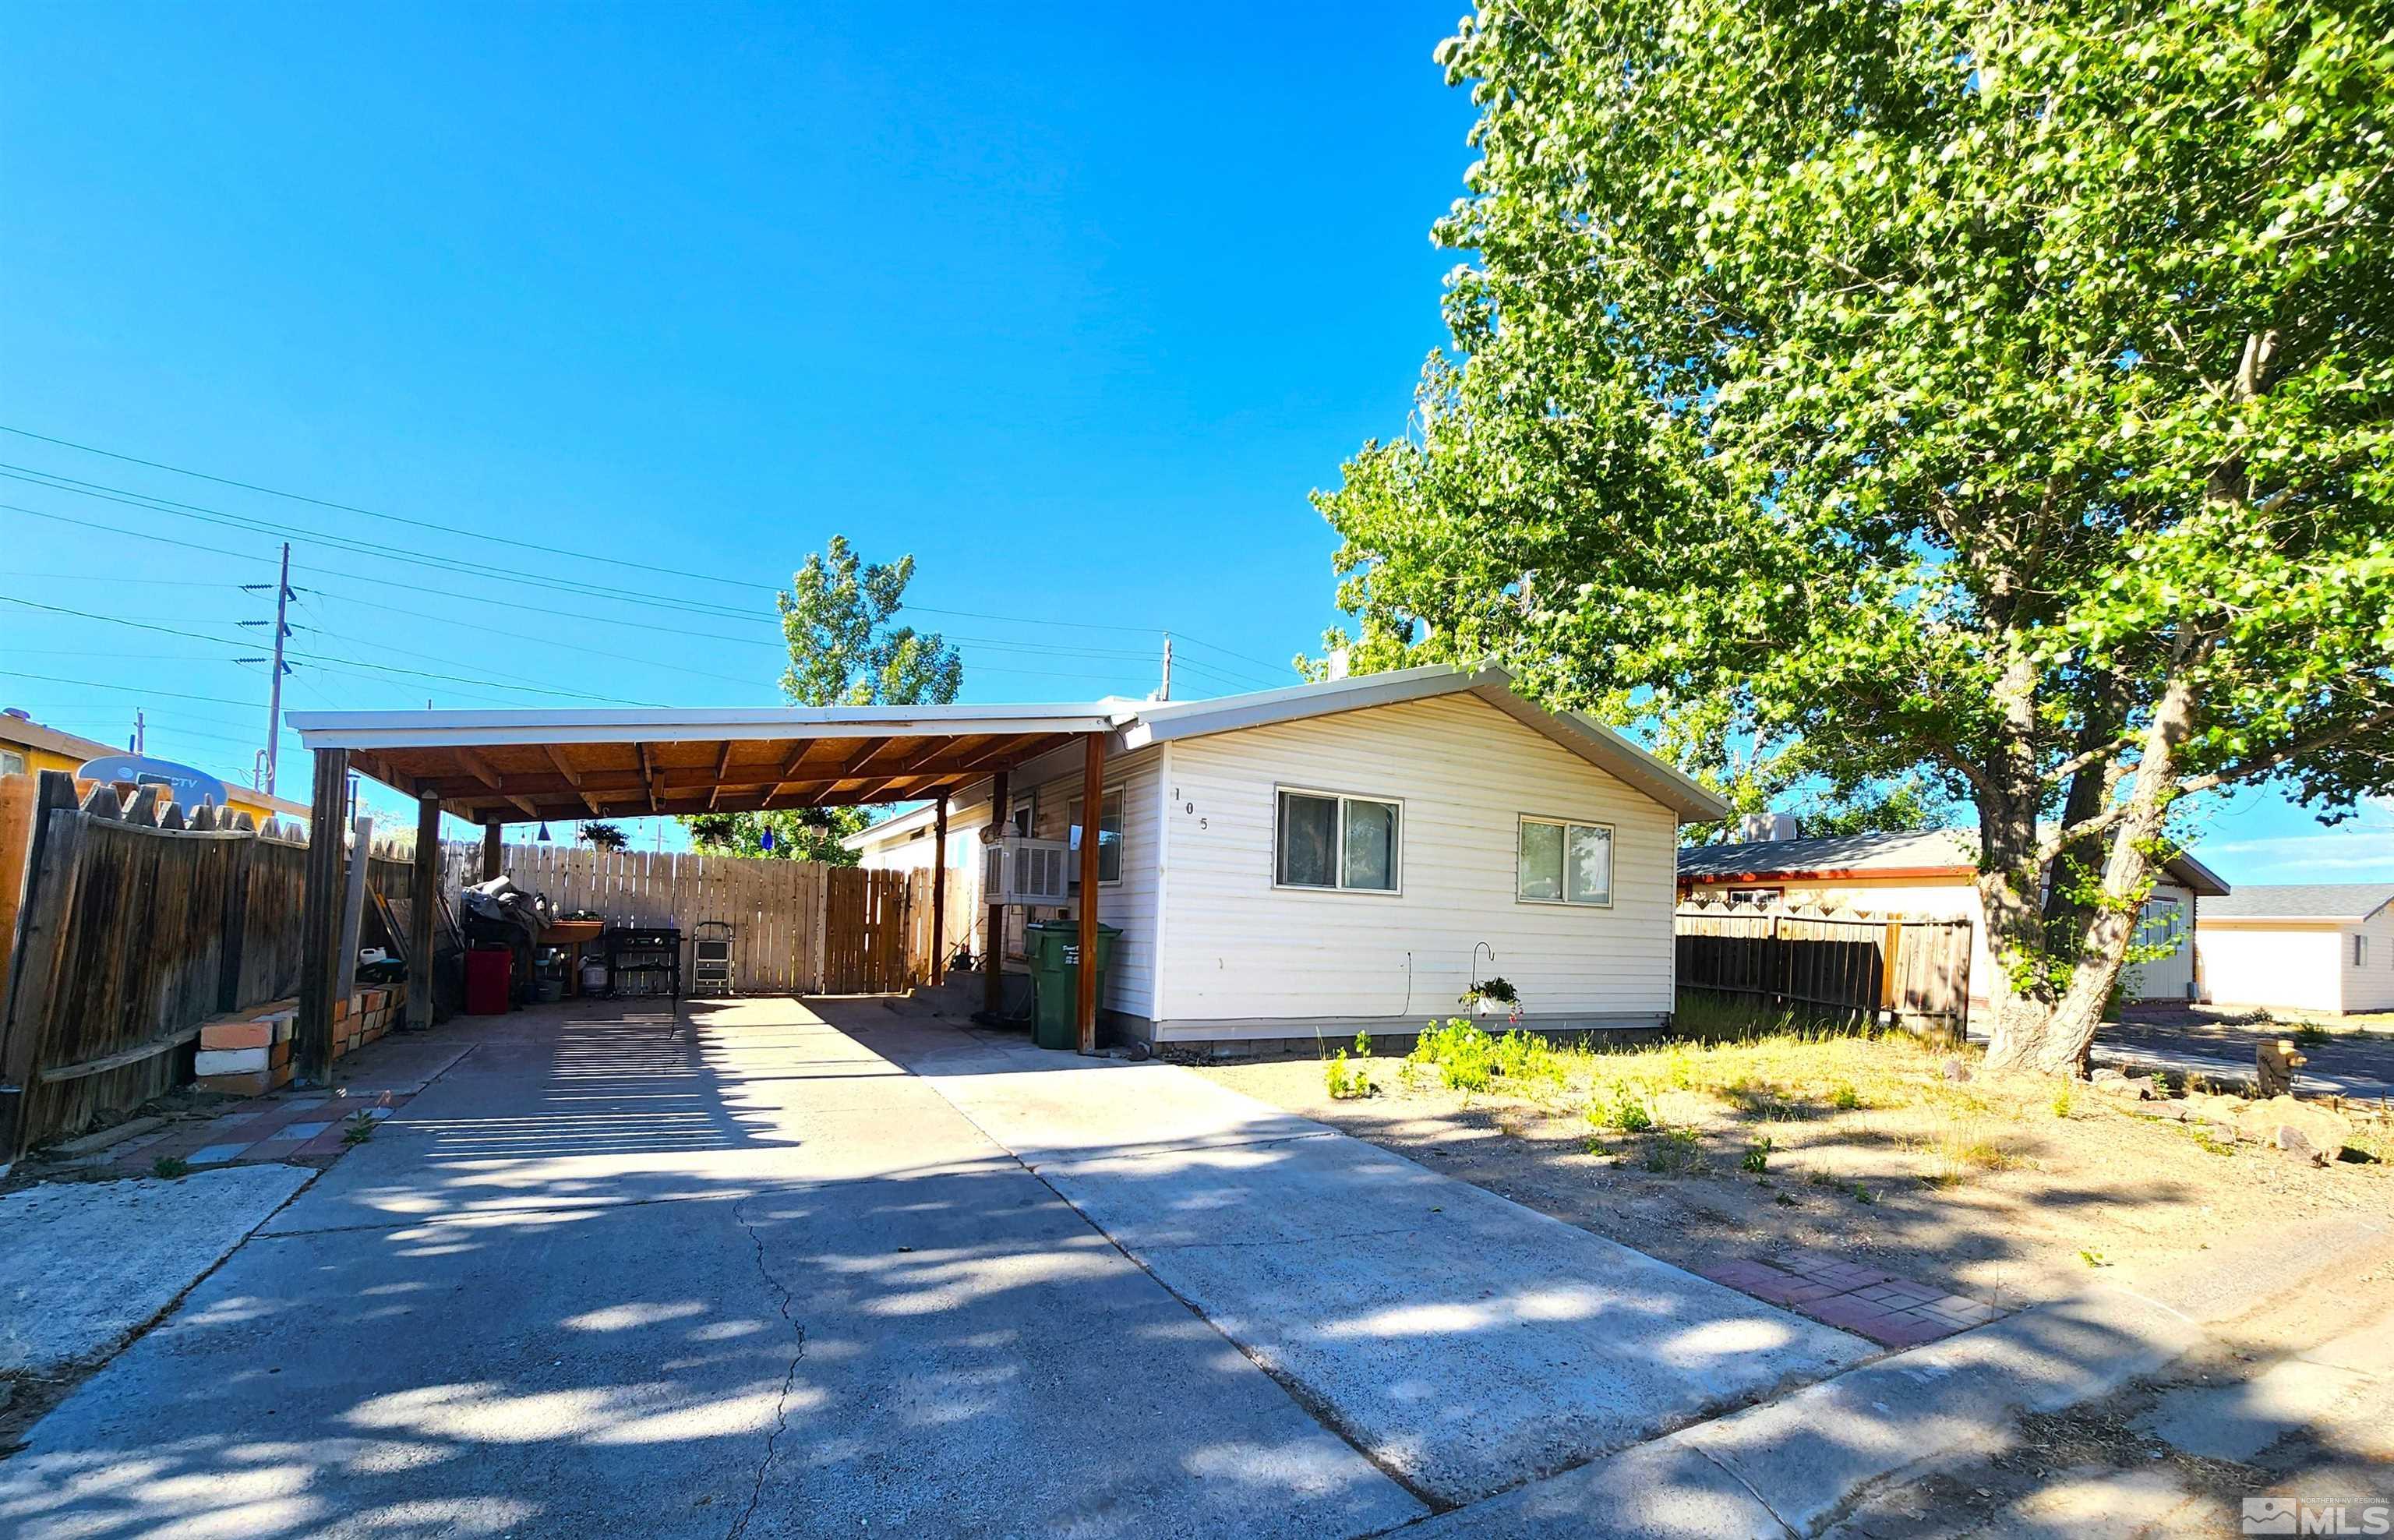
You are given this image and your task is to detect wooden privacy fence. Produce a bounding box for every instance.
[0,771,408,1155]
[443,842,959,995]
[1676,902,1975,1035]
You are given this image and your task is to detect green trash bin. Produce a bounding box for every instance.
[1026,919,1122,1050]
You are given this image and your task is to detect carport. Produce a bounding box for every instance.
[284,703,1124,1080]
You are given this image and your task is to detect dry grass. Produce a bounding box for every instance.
[1195,1003,2394,1307]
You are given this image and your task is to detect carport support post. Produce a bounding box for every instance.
[1077,731,1103,1054]
[983,769,1009,1018]
[481,819,503,881]
[408,792,440,1031]
[930,793,948,986]
[297,746,350,1085]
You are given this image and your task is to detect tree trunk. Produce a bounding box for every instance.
[1982,675,2198,1076]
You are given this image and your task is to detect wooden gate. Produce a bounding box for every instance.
[822,866,915,994]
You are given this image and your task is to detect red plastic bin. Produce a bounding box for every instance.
[465,945,513,1015]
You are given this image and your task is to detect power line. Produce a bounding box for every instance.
[0,424,1299,680]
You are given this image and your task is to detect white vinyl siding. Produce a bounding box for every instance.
[1004,743,1163,1022]
[2346,905,2394,1013]
[1154,693,1678,1026]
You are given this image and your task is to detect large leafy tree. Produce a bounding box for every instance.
[1318,0,2394,1072]
[683,536,964,864]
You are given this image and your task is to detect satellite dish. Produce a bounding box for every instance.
[76,754,231,811]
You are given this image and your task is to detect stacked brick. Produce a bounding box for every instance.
[192,985,408,1096]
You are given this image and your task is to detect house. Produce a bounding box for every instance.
[0,708,309,825]
[289,663,1725,1051]
[1677,828,2231,1012]
[2194,884,2394,1017]
[845,801,968,874]
[860,665,1727,1044]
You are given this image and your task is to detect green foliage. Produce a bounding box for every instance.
[151,1155,189,1179]
[1829,1083,1864,1112]
[2051,1086,2075,1119]
[1408,1019,1499,1092]
[684,804,870,864]
[775,535,962,708]
[1596,1093,1654,1133]
[1326,1049,1374,1100]
[1315,0,2394,1066]
[681,535,962,861]
[1740,1136,1774,1174]
[576,821,628,852]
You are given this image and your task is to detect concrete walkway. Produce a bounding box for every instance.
[854,1006,1871,1508]
[0,999,1422,1538]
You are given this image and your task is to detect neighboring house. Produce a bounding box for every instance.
[1677,829,2230,1012]
[0,708,309,825]
[2195,884,2394,1017]
[844,801,975,875]
[929,664,1727,1046]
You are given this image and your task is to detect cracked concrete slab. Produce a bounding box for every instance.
[0,1163,314,1373]
[5,1001,1422,1539]
[886,1022,1872,1509]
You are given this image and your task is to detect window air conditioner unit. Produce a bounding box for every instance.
[984,837,1072,906]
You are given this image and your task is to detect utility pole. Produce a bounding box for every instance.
[240,543,296,795]
[130,708,144,754]
[1159,633,1172,702]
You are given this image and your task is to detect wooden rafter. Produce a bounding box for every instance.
[635,742,658,814]
[704,741,735,811]
[541,744,601,816]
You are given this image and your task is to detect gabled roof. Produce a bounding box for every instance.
[1120,664,1731,821]
[1679,827,2230,898]
[2202,883,2394,923]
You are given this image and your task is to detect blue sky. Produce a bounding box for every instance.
[1,5,2382,882]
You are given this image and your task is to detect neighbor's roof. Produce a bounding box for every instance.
[288,664,1730,824]
[1679,828,2231,898]
[2201,883,2394,923]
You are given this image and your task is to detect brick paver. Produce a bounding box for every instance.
[1695,1247,2011,1348]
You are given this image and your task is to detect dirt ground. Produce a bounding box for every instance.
[1192,1025,2394,1310]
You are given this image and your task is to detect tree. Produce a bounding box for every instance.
[577,821,629,852]
[1315,0,2394,1073]
[680,536,964,863]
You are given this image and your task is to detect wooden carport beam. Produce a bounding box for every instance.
[1078,731,1103,1054]
[984,768,1009,1019]
[297,746,350,1085]
[481,820,503,881]
[635,742,659,814]
[704,742,734,811]
[408,792,440,1031]
[930,794,948,986]
[542,744,601,816]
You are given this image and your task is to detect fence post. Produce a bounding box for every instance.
[1767,912,1785,1013]
[1878,918,1903,1020]
[297,747,349,1085]
[0,796,90,1157]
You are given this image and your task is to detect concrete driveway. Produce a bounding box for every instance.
[2,998,1864,1536]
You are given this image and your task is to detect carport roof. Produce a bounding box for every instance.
[284,701,1128,823]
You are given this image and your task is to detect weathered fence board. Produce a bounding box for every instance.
[439,841,933,996]
[0,772,423,1153]
[1676,902,1974,1035]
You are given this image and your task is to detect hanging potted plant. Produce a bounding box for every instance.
[1460,976,1519,1019]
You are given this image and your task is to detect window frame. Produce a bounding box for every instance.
[1067,783,1128,889]
[1272,784,1404,896]
[1515,814,1617,910]
[2357,934,2371,969]
[0,748,23,777]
